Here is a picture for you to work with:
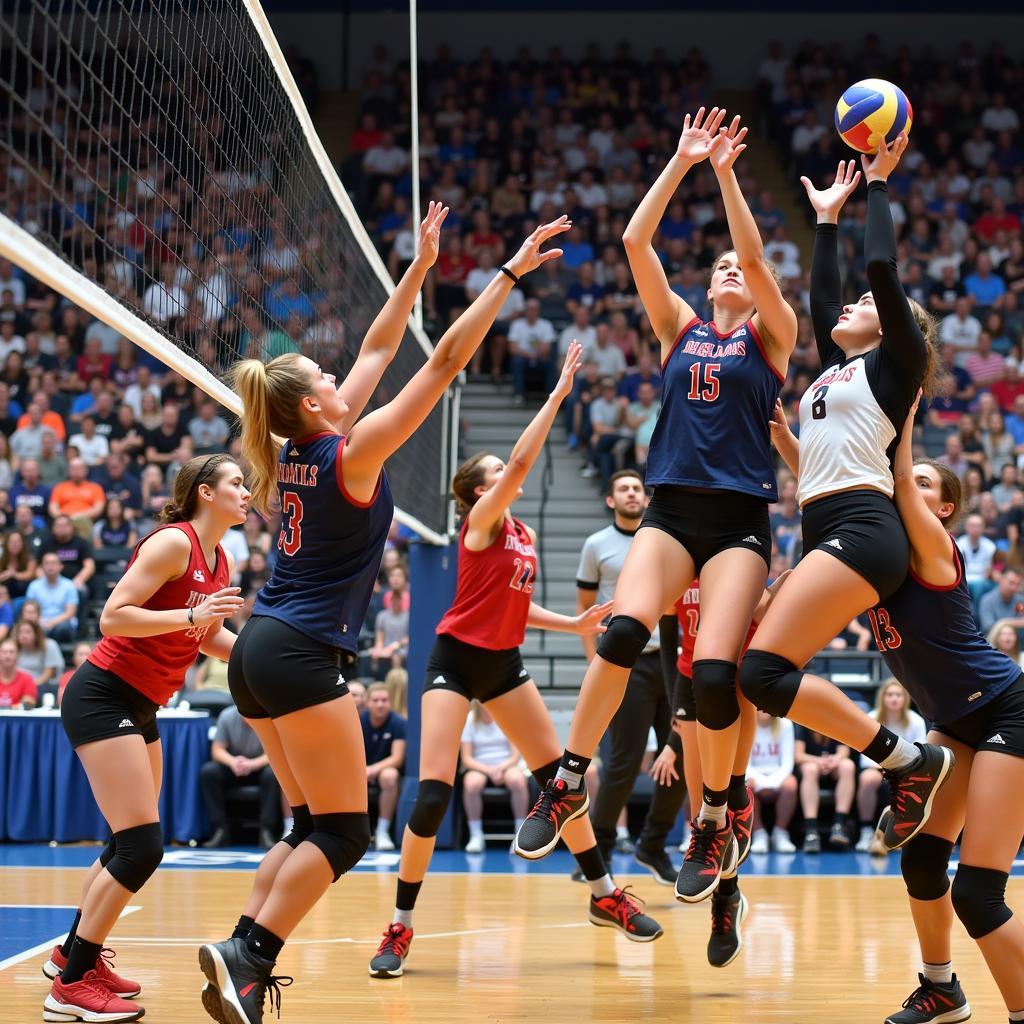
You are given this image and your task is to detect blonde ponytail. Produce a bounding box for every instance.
[229,353,310,517]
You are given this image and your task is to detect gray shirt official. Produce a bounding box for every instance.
[214,706,265,760]
[576,522,659,652]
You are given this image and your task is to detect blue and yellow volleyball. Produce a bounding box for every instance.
[834,79,913,154]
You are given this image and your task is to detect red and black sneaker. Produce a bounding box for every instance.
[884,973,971,1024]
[883,743,955,850]
[43,945,142,999]
[43,970,144,1022]
[707,890,748,968]
[368,923,414,978]
[198,937,291,1024]
[513,778,590,860]
[588,887,663,942]
[729,786,755,869]
[675,816,736,904]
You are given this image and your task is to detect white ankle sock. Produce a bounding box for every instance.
[922,960,952,985]
[468,820,484,838]
[698,801,728,826]
[616,824,630,840]
[879,737,919,771]
[1008,1010,1024,1022]
[377,818,392,836]
[588,873,616,899]
[392,908,413,928]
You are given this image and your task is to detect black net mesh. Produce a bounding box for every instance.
[0,0,447,536]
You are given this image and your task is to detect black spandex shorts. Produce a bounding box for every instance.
[639,486,772,573]
[799,489,909,601]
[61,662,161,748]
[673,672,695,722]
[425,633,531,703]
[934,673,1024,759]
[229,615,354,720]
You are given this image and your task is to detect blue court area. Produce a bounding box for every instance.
[0,904,73,967]
[2,841,1022,877]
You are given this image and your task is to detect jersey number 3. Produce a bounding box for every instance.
[867,608,903,652]
[688,362,720,402]
[279,490,304,556]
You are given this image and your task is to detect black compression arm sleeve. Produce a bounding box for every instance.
[810,223,844,368]
[865,180,926,382]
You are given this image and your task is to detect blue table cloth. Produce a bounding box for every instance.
[0,710,211,843]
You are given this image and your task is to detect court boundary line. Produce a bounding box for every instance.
[0,906,140,972]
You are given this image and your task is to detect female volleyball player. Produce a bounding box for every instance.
[742,141,954,852]
[198,209,573,1024]
[368,342,660,980]
[515,109,798,908]
[776,396,1024,1024]
[43,454,248,1024]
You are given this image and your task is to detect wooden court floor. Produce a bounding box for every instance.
[2,865,1017,1023]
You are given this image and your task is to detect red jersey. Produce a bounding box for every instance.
[436,515,537,651]
[674,582,758,677]
[89,522,229,705]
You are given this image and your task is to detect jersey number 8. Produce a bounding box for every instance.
[811,384,829,420]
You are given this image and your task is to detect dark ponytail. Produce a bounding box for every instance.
[451,452,491,517]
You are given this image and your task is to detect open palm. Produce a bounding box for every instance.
[800,160,862,220]
[416,200,450,267]
[676,106,728,163]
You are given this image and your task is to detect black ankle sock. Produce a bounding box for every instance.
[834,812,849,829]
[861,725,901,766]
[396,878,423,912]
[232,914,255,940]
[727,775,749,810]
[62,937,102,985]
[859,817,874,828]
[702,784,728,808]
[558,749,591,783]
[60,910,82,957]
[718,874,739,898]
[573,845,608,882]
[246,924,284,965]
[804,819,818,835]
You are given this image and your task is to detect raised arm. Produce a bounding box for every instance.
[342,218,571,500]
[801,160,861,367]
[709,118,797,369]
[622,106,727,351]
[892,394,958,585]
[100,530,244,637]
[862,135,926,380]
[337,202,449,432]
[466,342,583,543]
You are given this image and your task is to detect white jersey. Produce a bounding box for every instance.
[796,355,897,507]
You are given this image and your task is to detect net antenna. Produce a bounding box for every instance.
[0,0,454,543]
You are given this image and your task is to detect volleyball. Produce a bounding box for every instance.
[834,79,913,154]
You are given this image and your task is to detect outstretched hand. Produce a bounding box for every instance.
[799,160,861,223]
[769,398,796,446]
[551,340,584,402]
[862,132,908,184]
[676,106,729,164]
[506,216,572,278]
[415,200,450,268]
[575,600,614,636]
[708,115,748,174]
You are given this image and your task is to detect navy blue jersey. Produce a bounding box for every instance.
[645,317,783,501]
[869,540,1020,724]
[253,431,394,653]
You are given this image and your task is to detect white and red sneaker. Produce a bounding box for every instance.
[43,946,142,999]
[43,969,144,1022]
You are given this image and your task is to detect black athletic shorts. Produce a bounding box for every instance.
[640,486,772,573]
[934,673,1024,759]
[61,662,161,748]
[799,489,909,601]
[229,615,354,720]
[673,672,695,722]
[425,633,531,703]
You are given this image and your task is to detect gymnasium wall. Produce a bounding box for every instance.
[267,9,1024,91]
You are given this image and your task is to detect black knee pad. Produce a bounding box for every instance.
[951,864,1014,939]
[308,812,371,882]
[105,822,164,894]
[692,659,739,730]
[738,649,803,717]
[99,835,116,868]
[530,759,560,790]
[407,780,454,839]
[282,804,315,850]
[900,834,954,901]
[596,615,651,669]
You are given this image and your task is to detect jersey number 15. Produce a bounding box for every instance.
[688,362,720,402]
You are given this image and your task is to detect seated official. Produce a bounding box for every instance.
[200,705,280,850]
[361,682,406,852]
